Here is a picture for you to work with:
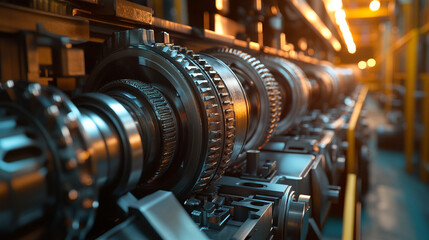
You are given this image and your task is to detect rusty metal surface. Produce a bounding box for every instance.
[115,0,153,24]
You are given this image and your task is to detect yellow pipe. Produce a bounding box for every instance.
[385,23,393,113]
[342,173,357,240]
[342,86,367,240]
[347,86,368,174]
[345,7,389,19]
[404,29,419,173]
[175,0,182,23]
[154,0,163,19]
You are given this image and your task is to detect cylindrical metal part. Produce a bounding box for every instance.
[0,111,49,233]
[75,93,143,196]
[199,53,250,165]
[260,57,310,133]
[246,150,260,176]
[286,194,311,240]
[206,48,282,152]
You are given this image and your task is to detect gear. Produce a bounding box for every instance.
[0,81,97,239]
[177,46,236,187]
[101,28,156,56]
[99,79,178,183]
[0,108,51,234]
[152,43,225,191]
[260,57,310,133]
[87,29,230,195]
[206,48,282,150]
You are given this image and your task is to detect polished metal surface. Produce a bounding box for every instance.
[260,57,310,133]
[207,48,283,152]
[199,53,250,167]
[0,9,366,238]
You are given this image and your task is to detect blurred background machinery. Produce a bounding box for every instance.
[0,0,427,240]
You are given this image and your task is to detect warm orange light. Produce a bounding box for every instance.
[333,40,342,51]
[326,0,343,12]
[271,6,278,15]
[321,27,332,39]
[334,8,355,54]
[306,11,318,21]
[280,33,287,51]
[298,38,308,51]
[335,9,346,20]
[215,0,223,11]
[348,43,356,54]
[256,0,262,11]
[358,61,367,69]
[367,58,376,67]
[369,0,380,11]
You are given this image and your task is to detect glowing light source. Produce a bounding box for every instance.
[369,0,380,12]
[367,58,376,67]
[335,9,346,20]
[326,0,343,12]
[358,61,367,69]
[348,43,356,54]
[333,7,356,54]
[271,6,278,15]
[216,0,223,11]
[333,41,342,52]
[321,27,332,39]
[306,11,318,21]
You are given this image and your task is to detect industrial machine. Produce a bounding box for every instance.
[0,1,369,239]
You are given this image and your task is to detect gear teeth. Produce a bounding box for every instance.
[110,80,178,183]
[0,82,97,238]
[152,43,228,193]
[101,29,236,193]
[185,65,198,72]
[208,48,282,149]
[179,50,237,188]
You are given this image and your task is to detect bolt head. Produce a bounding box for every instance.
[28,83,41,97]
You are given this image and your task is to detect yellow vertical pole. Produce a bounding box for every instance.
[403,1,419,173]
[154,0,163,19]
[342,87,368,240]
[385,23,393,113]
[421,74,429,181]
[404,29,418,173]
[342,174,357,240]
[385,3,396,114]
[174,0,182,23]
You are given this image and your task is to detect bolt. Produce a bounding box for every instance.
[46,105,60,118]
[28,83,41,97]
[59,126,72,147]
[52,94,62,104]
[4,80,17,100]
[5,80,14,89]
[66,112,78,129]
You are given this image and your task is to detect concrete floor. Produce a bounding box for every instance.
[323,96,429,240]
[361,96,429,240]
[361,149,429,240]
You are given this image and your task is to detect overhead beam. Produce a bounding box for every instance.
[289,0,342,51]
[345,8,389,19]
